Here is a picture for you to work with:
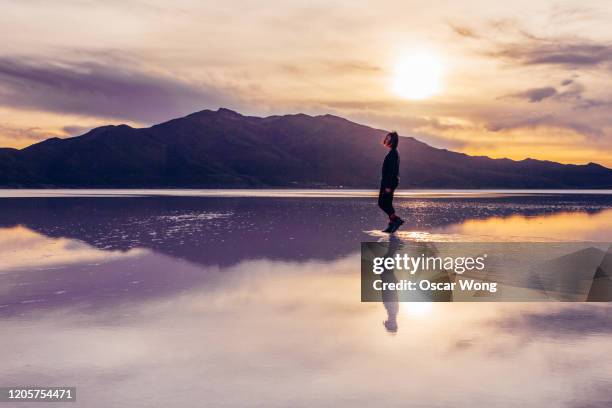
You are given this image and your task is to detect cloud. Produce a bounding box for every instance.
[485,112,604,139]
[462,17,612,70]
[0,56,237,123]
[0,124,53,142]
[557,81,586,101]
[505,81,588,105]
[448,23,479,39]
[62,125,93,136]
[493,41,612,68]
[485,113,553,132]
[278,60,382,79]
[509,86,558,103]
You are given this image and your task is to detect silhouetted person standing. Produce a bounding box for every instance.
[378,131,404,233]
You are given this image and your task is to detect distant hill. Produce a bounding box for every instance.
[1,108,611,188]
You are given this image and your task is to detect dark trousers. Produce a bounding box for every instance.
[378,185,395,217]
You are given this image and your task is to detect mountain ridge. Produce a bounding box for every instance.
[1,107,611,188]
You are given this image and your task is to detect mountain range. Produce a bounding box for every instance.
[1,107,611,188]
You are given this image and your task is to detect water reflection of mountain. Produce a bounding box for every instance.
[1,195,611,315]
[0,195,611,267]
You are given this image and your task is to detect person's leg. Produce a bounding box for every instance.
[379,189,394,232]
[387,188,404,232]
[378,186,389,215]
[379,187,396,218]
[386,189,396,220]
[379,186,402,232]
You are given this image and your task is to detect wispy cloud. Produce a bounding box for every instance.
[0,56,237,123]
[0,124,53,142]
[61,125,94,136]
[485,113,604,139]
[451,16,612,71]
[448,23,479,39]
[493,41,612,68]
[508,86,558,103]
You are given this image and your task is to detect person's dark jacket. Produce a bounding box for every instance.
[381,148,400,189]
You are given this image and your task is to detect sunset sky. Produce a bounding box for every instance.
[2,0,612,166]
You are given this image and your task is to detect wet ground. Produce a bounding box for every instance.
[0,191,611,407]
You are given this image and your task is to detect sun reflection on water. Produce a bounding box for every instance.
[400,302,434,316]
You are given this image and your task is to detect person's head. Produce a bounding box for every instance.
[383,131,399,149]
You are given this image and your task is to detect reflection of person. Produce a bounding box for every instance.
[381,236,401,333]
[382,281,399,333]
[379,238,454,333]
[378,132,404,233]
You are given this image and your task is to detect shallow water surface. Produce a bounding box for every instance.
[0,192,611,407]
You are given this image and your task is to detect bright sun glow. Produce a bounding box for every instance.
[401,302,433,316]
[392,54,443,100]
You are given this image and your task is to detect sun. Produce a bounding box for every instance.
[392,54,443,100]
